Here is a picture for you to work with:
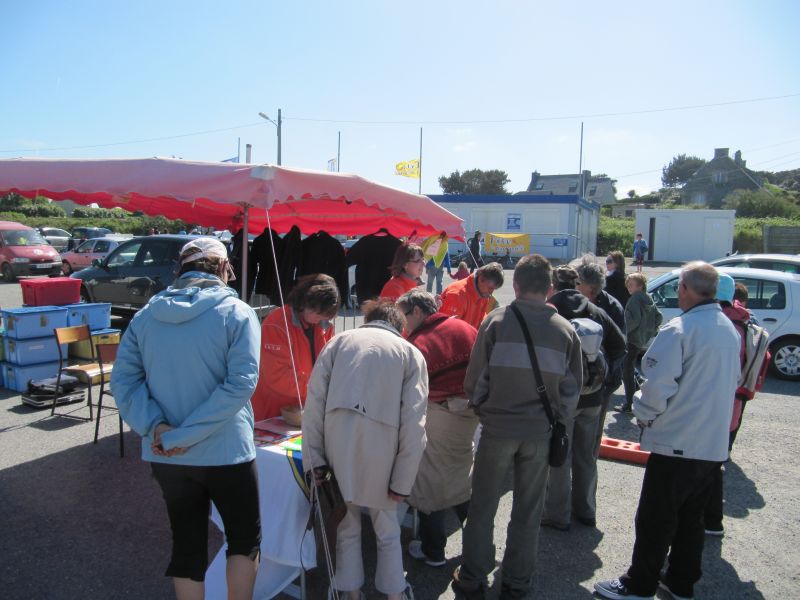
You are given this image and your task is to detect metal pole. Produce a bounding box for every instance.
[237,137,241,163]
[277,109,282,165]
[337,131,341,172]
[241,205,249,303]
[578,121,584,197]
[418,127,423,195]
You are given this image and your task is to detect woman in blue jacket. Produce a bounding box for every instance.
[112,237,261,600]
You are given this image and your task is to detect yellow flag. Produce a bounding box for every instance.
[395,159,420,179]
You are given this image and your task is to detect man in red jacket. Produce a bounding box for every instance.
[398,289,479,569]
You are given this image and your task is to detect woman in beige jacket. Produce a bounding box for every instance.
[303,301,428,600]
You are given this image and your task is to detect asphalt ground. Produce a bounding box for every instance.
[0,261,797,599]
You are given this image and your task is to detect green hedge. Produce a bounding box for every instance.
[598,216,800,257]
[0,213,189,235]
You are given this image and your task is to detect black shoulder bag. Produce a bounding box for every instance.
[509,304,569,467]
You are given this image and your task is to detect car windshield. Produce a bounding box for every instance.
[1,230,48,246]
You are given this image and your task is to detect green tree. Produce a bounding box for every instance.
[661,154,706,188]
[723,189,799,218]
[627,189,637,199]
[438,168,511,195]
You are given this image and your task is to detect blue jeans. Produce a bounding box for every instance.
[426,266,444,295]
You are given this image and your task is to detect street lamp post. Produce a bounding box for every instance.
[257,109,282,165]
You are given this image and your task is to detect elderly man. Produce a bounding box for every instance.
[453,255,583,600]
[302,301,428,600]
[574,255,625,332]
[439,262,504,331]
[397,289,479,568]
[595,262,740,600]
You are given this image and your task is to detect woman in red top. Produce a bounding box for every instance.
[379,243,424,301]
[250,273,340,421]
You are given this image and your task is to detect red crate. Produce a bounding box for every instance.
[20,277,82,306]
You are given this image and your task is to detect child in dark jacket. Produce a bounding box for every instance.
[621,272,663,412]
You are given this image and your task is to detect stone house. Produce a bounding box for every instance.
[681,148,762,207]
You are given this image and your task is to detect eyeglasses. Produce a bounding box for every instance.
[408,258,425,264]
[605,259,614,264]
[403,307,415,316]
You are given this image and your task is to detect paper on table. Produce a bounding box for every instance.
[254,416,302,436]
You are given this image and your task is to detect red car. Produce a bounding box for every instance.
[0,221,62,281]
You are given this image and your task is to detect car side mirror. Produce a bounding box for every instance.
[92,258,103,267]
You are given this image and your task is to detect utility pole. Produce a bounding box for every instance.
[337,131,341,172]
[277,109,282,165]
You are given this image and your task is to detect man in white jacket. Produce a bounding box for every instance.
[595,262,740,600]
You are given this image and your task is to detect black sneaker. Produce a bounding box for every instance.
[499,583,529,599]
[452,567,487,600]
[658,580,694,600]
[594,578,653,599]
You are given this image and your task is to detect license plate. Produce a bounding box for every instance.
[35,263,54,269]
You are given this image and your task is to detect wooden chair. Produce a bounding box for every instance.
[51,325,103,421]
[93,342,123,457]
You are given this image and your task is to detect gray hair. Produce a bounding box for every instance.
[680,261,718,299]
[574,254,605,294]
[397,289,438,317]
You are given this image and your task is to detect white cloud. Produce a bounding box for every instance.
[453,141,478,153]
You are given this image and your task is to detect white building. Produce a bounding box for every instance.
[429,194,599,261]
[634,209,735,262]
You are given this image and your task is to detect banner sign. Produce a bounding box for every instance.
[395,159,420,179]
[553,238,569,247]
[486,232,530,255]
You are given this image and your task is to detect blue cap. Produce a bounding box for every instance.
[716,273,735,303]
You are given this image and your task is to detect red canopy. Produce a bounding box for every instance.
[0,157,464,239]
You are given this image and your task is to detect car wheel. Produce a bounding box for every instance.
[2,263,16,283]
[62,261,73,275]
[770,336,800,381]
[80,286,91,303]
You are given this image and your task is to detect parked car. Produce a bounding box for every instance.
[648,266,800,380]
[35,227,72,252]
[71,234,202,315]
[0,221,62,281]
[60,235,130,275]
[67,226,113,250]
[710,253,800,274]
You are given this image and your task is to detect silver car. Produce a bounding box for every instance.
[36,227,72,252]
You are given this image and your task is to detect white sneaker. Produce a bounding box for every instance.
[407,539,447,567]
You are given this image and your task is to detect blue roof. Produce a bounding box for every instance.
[429,194,599,212]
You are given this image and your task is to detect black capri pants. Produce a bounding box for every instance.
[151,459,261,582]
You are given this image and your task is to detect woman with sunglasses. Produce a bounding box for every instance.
[604,251,630,308]
[380,243,425,301]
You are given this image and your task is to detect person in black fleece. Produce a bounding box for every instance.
[541,265,625,531]
[345,229,401,305]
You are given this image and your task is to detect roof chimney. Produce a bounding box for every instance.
[714,148,729,159]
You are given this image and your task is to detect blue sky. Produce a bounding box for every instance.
[2,0,799,198]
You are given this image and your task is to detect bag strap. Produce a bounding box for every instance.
[509,304,556,428]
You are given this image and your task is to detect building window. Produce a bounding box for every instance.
[712,171,728,185]
[535,183,544,190]
[568,184,578,193]
[588,186,597,196]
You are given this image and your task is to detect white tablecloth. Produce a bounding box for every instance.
[206,437,316,600]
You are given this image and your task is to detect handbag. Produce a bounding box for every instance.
[509,304,569,467]
[306,466,347,569]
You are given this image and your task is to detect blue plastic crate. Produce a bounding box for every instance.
[1,307,69,340]
[4,335,67,366]
[2,361,60,392]
[64,303,112,330]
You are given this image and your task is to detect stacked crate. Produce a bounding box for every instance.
[1,277,117,393]
[1,307,69,392]
[63,303,118,360]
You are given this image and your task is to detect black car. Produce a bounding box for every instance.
[71,235,200,315]
[67,227,113,250]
